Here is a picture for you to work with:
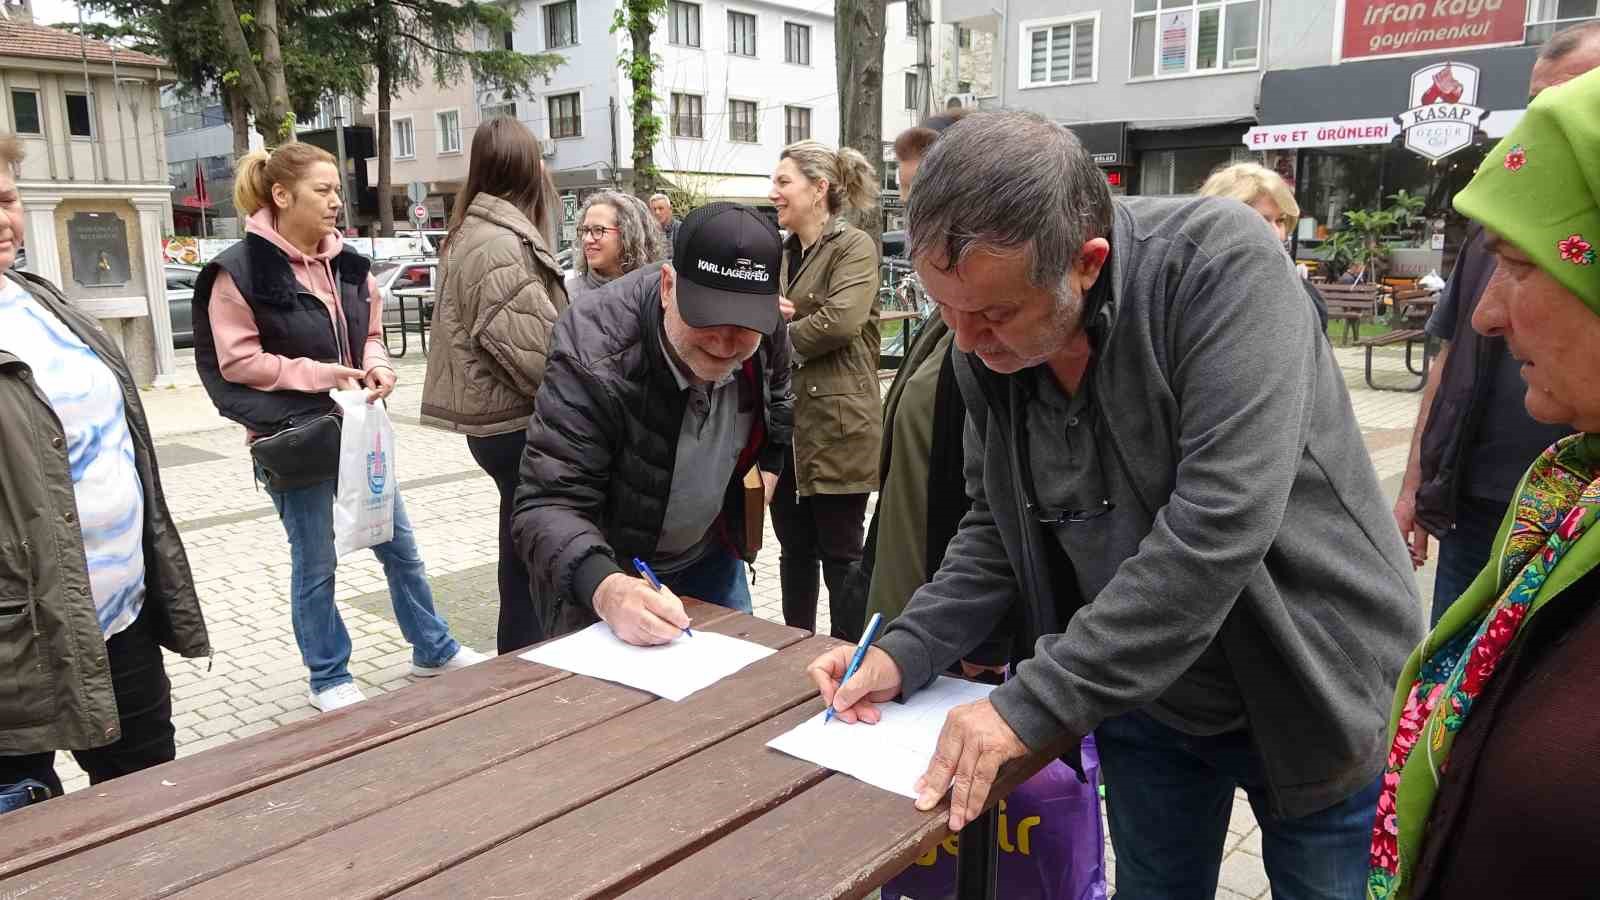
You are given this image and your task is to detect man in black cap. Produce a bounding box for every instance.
[513,202,794,645]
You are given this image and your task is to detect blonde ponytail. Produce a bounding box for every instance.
[232,142,338,216]
[781,140,882,215]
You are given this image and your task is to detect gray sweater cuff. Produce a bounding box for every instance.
[989,680,1070,754]
[876,627,936,698]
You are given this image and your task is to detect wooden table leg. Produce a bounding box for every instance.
[954,807,999,900]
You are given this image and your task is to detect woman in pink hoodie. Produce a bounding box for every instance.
[195,142,484,713]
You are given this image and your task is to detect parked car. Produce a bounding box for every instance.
[166,263,202,348]
[372,258,438,327]
[395,229,449,256]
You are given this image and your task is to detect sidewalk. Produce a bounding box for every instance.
[56,341,1433,899]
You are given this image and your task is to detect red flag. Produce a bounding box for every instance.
[194,160,209,206]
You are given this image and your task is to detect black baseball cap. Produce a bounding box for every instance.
[672,202,781,333]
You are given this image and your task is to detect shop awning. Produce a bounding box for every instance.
[1242,109,1523,150]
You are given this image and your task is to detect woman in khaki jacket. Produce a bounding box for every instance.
[421,117,568,654]
[768,140,883,639]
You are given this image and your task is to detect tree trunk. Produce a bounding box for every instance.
[376,4,395,238]
[254,0,293,143]
[835,0,886,244]
[628,9,657,199]
[226,84,250,159]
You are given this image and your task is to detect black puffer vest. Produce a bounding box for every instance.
[192,233,372,435]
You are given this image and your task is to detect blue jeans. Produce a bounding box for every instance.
[267,478,460,692]
[658,545,752,614]
[1431,496,1508,627]
[1096,709,1381,900]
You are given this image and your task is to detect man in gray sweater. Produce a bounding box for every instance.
[809,111,1422,898]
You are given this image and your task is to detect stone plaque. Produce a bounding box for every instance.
[67,211,132,288]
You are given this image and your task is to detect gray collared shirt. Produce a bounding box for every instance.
[651,328,753,573]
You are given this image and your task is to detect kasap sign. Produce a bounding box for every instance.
[1397,61,1487,160]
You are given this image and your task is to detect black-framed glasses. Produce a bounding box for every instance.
[1010,378,1116,526]
[578,225,618,240]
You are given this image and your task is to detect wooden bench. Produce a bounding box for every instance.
[1356,288,1438,392]
[1318,283,1381,346]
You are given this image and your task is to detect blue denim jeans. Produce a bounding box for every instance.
[1431,496,1508,627]
[1096,709,1381,900]
[658,545,753,614]
[267,478,459,692]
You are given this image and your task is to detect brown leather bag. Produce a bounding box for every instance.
[742,467,764,555]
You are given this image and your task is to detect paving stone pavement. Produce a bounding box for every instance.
[58,340,1433,899]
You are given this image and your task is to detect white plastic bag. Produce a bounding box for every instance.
[331,389,396,556]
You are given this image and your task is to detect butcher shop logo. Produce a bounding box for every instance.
[1398,61,1487,161]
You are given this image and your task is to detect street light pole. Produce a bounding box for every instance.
[333,95,352,234]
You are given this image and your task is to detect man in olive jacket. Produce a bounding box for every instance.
[811,112,1421,899]
[0,268,210,785]
[513,203,794,644]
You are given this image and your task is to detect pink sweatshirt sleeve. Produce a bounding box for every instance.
[208,270,350,392]
[362,273,393,375]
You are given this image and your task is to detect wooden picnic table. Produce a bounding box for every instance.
[0,601,1058,899]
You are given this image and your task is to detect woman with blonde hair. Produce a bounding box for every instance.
[1199,161,1328,329]
[767,139,883,639]
[565,190,667,300]
[422,115,568,653]
[193,142,483,713]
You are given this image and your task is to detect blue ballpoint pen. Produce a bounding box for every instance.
[825,612,884,724]
[632,557,693,637]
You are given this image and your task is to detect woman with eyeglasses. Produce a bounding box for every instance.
[1199,162,1329,330]
[564,191,667,302]
[421,116,568,655]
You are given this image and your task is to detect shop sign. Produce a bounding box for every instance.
[1243,118,1400,149]
[1398,61,1487,160]
[1339,0,1526,61]
[1159,13,1188,75]
[1091,152,1119,165]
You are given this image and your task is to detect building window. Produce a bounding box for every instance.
[548,92,581,139]
[498,28,515,51]
[728,11,757,57]
[544,0,577,49]
[907,3,918,36]
[481,100,516,121]
[1024,15,1096,86]
[729,99,758,143]
[785,105,811,143]
[884,162,899,193]
[1525,0,1600,44]
[65,92,94,138]
[436,109,462,153]
[785,22,811,65]
[904,72,919,109]
[393,116,416,159]
[958,79,972,93]
[1132,0,1259,79]
[671,92,704,138]
[958,25,972,48]
[10,89,41,135]
[669,1,701,47]
[1140,146,1257,195]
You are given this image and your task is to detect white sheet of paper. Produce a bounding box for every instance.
[518,622,776,701]
[766,675,997,799]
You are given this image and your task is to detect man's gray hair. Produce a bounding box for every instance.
[907,110,1113,290]
[1538,20,1600,64]
[572,190,668,278]
[649,192,671,205]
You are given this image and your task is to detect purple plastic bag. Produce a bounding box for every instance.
[883,735,1107,900]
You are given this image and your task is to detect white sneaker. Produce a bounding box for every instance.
[410,645,489,678]
[309,681,367,712]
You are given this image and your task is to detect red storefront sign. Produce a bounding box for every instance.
[1340,0,1527,61]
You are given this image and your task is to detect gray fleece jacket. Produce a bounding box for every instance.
[875,195,1422,819]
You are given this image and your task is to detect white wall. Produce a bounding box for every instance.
[511,0,626,178]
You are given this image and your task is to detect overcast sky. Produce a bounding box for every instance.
[26,0,117,29]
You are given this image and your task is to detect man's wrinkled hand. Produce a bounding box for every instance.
[805,645,902,724]
[592,572,690,645]
[914,698,1029,831]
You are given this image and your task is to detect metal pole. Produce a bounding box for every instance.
[954,809,1000,900]
[609,96,621,190]
[197,155,207,237]
[108,44,130,180]
[333,95,352,234]
[76,2,100,181]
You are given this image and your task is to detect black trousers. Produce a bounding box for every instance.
[468,429,543,655]
[769,460,868,639]
[0,606,174,798]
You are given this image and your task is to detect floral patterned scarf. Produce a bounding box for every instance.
[1368,433,1600,899]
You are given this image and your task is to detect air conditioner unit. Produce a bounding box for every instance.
[541,143,556,159]
[943,93,977,111]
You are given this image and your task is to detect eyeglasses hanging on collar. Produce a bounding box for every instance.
[1010,375,1116,527]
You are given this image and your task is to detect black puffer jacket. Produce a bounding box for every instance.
[511,264,794,637]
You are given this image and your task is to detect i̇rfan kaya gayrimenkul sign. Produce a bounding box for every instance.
[1339,0,1528,61]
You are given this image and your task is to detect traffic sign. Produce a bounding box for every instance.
[409,203,429,228]
[406,181,428,204]
[561,192,579,225]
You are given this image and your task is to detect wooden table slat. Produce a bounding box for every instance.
[0,601,747,895]
[394,701,830,899]
[169,625,826,900]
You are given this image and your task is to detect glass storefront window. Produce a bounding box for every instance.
[1139,146,1259,195]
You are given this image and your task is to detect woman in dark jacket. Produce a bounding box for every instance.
[421,117,567,654]
[0,135,210,807]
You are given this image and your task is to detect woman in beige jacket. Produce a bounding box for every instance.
[421,116,568,653]
[768,140,883,639]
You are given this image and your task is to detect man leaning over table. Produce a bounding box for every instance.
[808,111,1423,900]
[513,203,794,645]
